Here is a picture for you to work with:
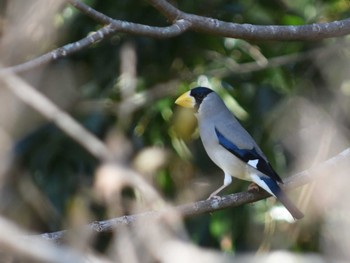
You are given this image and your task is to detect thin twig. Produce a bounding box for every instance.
[206,40,347,76]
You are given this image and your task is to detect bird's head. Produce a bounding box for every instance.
[175,87,213,111]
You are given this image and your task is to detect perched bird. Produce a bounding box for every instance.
[175,87,304,219]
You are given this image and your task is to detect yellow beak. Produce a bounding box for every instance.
[175,91,195,108]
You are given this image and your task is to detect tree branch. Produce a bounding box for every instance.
[67,0,191,38]
[1,0,349,74]
[71,0,350,41]
[182,15,350,41]
[2,19,190,74]
[147,0,350,41]
[38,147,350,242]
[2,24,115,74]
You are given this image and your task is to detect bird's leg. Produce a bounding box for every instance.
[207,173,232,200]
[248,182,260,192]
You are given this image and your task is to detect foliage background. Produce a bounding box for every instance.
[1,0,350,261]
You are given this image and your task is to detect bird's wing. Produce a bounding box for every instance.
[215,127,283,183]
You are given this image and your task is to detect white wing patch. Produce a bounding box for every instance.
[250,173,276,197]
[247,159,259,168]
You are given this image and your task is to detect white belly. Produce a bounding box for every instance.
[203,141,252,181]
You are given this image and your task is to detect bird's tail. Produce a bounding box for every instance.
[252,175,304,220]
[274,188,304,220]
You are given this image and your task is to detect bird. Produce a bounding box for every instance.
[175,87,304,219]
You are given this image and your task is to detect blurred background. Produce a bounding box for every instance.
[0,0,350,262]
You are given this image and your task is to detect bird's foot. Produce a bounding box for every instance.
[248,183,259,192]
[207,195,222,201]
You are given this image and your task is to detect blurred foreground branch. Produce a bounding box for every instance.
[0,71,112,161]
[0,216,94,263]
[2,0,350,73]
[39,147,350,241]
[0,71,164,211]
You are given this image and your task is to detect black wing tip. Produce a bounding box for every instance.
[257,159,284,184]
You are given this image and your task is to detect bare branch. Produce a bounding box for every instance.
[144,0,181,21]
[71,0,350,42]
[2,0,350,74]
[2,24,116,74]
[184,15,350,41]
[67,0,191,38]
[147,0,350,40]
[68,0,191,38]
[67,0,113,25]
[38,147,350,242]
[3,18,190,74]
